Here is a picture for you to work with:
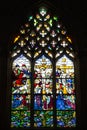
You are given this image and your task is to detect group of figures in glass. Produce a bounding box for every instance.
[10,7,76,128]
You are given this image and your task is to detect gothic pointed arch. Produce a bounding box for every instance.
[8,5,78,128]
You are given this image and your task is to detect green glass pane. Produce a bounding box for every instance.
[53,16,58,21]
[11,111,30,127]
[34,111,53,127]
[11,111,20,127]
[57,111,76,127]
[39,8,47,16]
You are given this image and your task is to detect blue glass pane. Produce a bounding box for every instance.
[56,94,75,110]
[12,94,30,110]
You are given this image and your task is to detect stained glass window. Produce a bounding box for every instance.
[10,6,76,128]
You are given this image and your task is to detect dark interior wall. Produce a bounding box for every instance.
[79,50,87,129]
[0,0,87,129]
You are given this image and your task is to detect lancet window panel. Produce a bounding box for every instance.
[10,6,76,128]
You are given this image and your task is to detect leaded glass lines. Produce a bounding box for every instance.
[10,7,76,128]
